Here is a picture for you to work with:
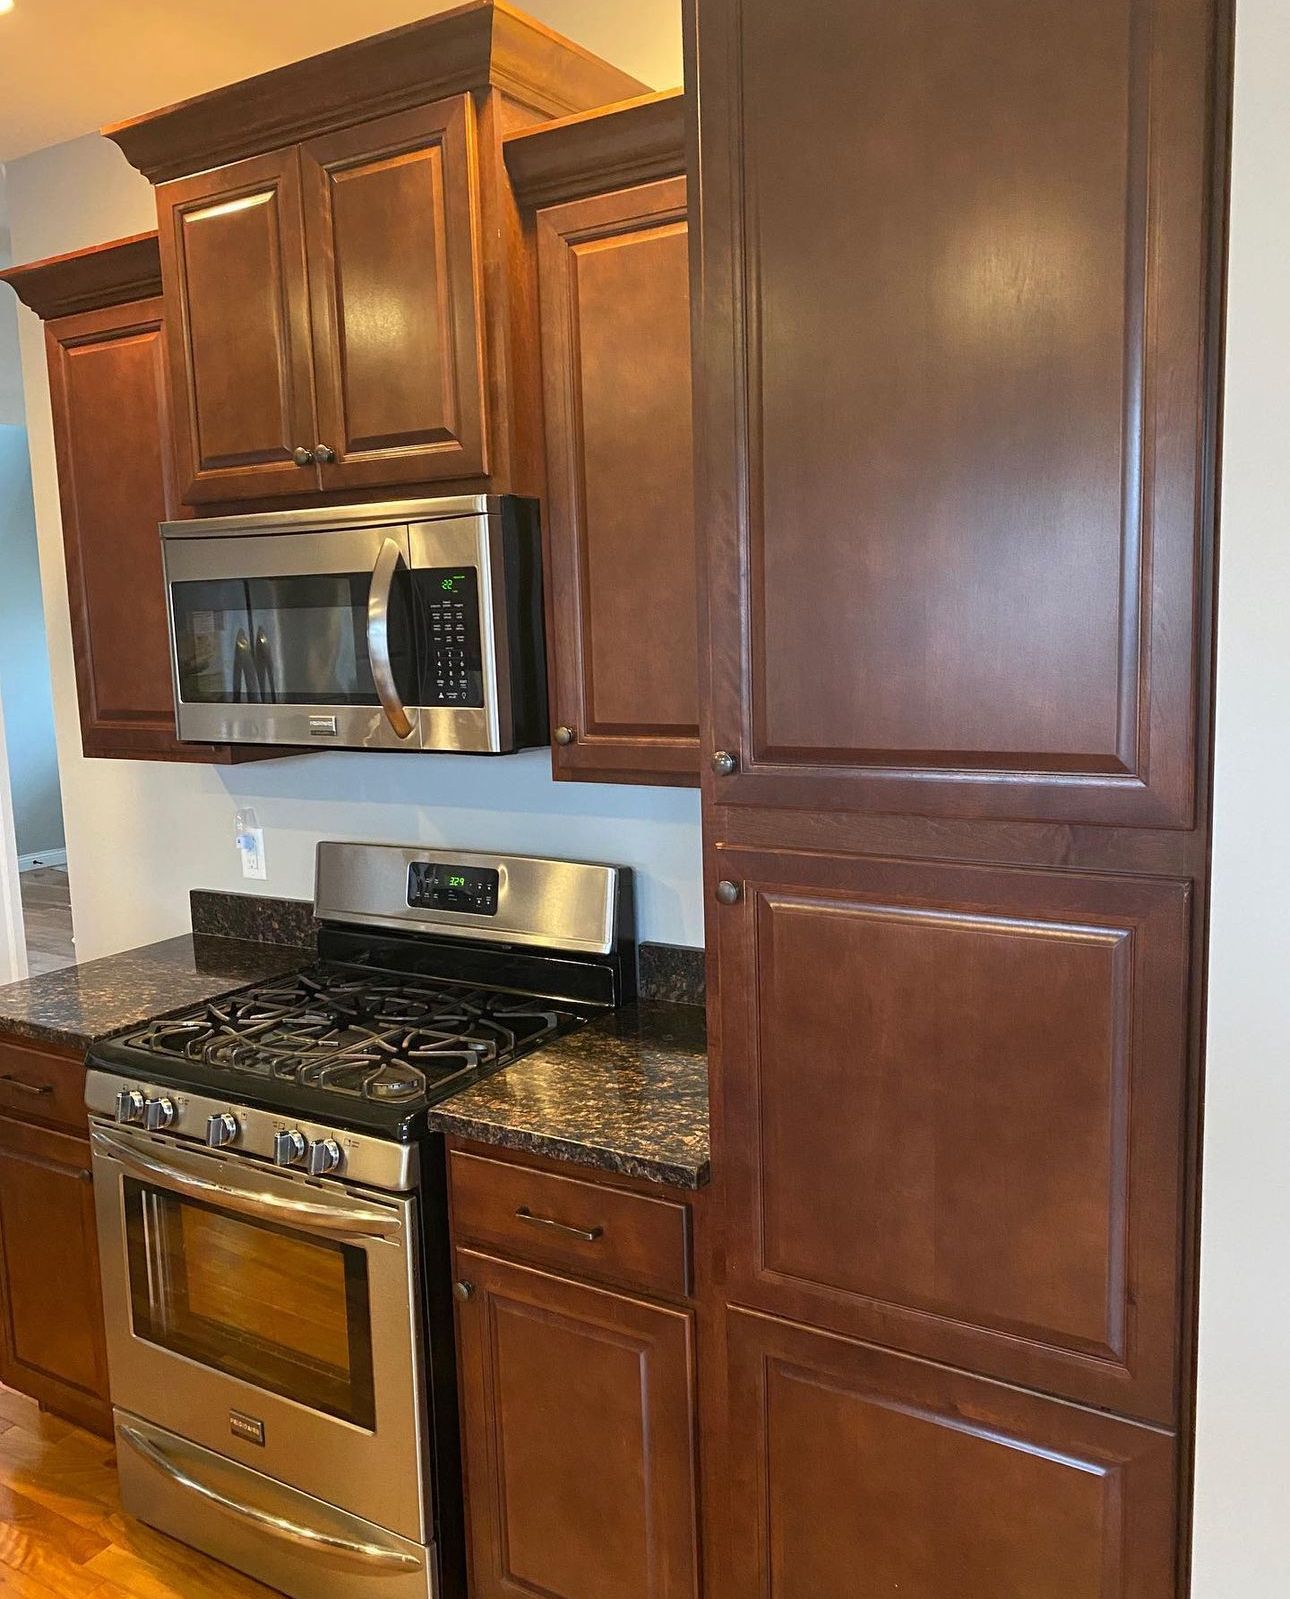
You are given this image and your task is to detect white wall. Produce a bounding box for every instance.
[1192,1,1290,1593]
[0,424,64,859]
[3,37,700,960]
[0,181,25,426]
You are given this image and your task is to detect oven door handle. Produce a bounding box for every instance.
[91,1128,403,1242]
[117,1421,423,1573]
[367,537,415,740]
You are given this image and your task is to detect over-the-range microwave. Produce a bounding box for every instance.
[161,495,548,753]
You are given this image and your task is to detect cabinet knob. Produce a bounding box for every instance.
[715,879,743,906]
[315,444,336,464]
[292,446,315,467]
[711,749,738,776]
[553,725,576,747]
[453,1281,475,1302]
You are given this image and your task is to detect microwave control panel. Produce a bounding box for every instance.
[421,568,484,707]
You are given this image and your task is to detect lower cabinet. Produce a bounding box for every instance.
[725,1306,1179,1599]
[0,1113,111,1434]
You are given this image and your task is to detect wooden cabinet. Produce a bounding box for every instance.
[159,99,489,504]
[449,1140,702,1599]
[0,1035,110,1437]
[726,1307,1178,1599]
[691,0,1222,827]
[106,3,648,509]
[509,92,698,785]
[1,234,272,763]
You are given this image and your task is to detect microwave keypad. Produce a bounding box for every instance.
[422,568,484,708]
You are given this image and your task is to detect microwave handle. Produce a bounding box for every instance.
[367,539,415,740]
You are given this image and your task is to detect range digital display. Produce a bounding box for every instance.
[408,861,500,916]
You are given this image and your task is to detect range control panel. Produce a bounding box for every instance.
[408,860,501,917]
[422,568,484,707]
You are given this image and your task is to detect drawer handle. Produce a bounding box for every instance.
[514,1206,603,1243]
[0,1074,53,1097]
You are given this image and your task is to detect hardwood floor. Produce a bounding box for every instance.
[19,869,75,979]
[0,1386,277,1597]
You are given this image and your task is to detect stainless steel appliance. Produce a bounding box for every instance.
[86,843,634,1599]
[160,496,547,752]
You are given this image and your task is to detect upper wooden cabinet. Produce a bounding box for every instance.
[690,0,1226,827]
[508,93,700,786]
[105,0,646,508]
[0,236,271,763]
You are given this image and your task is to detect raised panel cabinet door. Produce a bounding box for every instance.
[0,1116,110,1434]
[691,0,1225,824]
[712,845,1191,1423]
[726,1306,1177,1599]
[45,297,184,757]
[454,1247,700,1599]
[537,178,699,785]
[158,146,319,503]
[301,97,488,491]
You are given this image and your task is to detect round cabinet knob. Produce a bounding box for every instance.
[143,1096,176,1132]
[206,1112,239,1149]
[715,879,743,906]
[307,1138,343,1177]
[314,444,336,464]
[291,446,315,467]
[114,1088,146,1126]
[453,1281,475,1302]
[711,749,738,776]
[553,725,576,747]
[273,1129,308,1168]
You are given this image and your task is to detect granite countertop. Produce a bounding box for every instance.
[429,1000,709,1189]
[0,934,312,1051]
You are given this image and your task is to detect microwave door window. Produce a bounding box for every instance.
[171,580,261,704]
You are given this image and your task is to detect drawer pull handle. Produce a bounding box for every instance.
[0,1074,52,1097]
[515,1206,603,1243]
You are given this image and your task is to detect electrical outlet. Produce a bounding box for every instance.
[239,827,267,881]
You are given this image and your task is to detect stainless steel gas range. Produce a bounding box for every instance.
[85,842,634,1599]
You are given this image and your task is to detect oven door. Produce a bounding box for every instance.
[163,525,423,749]
[90,1123,429,1542]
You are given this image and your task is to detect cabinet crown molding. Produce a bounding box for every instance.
[102,0,648,185]
[505,89,687,210]
[0,233,162,321]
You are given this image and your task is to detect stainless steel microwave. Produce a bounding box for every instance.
[161,495,548,753]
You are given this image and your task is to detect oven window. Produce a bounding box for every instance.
[170,572,419,708]
[123,1179,376,1429]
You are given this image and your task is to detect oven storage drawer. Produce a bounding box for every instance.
[448,1148,691,1298]
[0,1035,86,1134]
[116,1413,436,1599]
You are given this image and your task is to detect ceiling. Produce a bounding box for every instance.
[0,0,683,163]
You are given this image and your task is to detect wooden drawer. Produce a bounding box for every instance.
[449,1149,692,1299]
[0,1035,87,1134]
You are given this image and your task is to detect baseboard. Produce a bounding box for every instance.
[18,849,68,873]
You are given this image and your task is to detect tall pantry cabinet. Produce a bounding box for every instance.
[686,0,1231,1594]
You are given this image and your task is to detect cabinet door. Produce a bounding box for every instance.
[712,846,1191,1423]
[0,1116,110,1435]
[726,1306,1177,1599]
[158,147,319,503]
[692,0,1222,825]
[537,178,698,785]
[454,1247,699,1599]
[302,98,488,492]
[45,297,189,759]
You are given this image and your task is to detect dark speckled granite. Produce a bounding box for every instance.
[0,935,312,1051]
[638,943,705,1005]
[429,1001,709,1188]
[190,891,318,950]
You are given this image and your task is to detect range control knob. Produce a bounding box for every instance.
[206,1112,239,1149]
[143,1096,176,1131]
[273,1129,308,1168]
[114,1088,146,1126]
[307,1138,343,1177]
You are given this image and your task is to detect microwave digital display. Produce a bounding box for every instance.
[408,862,500,916]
